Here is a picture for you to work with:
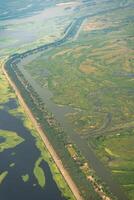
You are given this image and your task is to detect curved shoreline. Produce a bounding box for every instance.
[2,61,83,200]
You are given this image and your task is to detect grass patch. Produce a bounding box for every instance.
[33,157,45,188]
[22,174,29,182]
[9,163,15,168]
[0,171,8,184]
[92,131,134,199]
[0,129,24,152]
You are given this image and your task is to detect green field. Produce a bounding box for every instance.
[24,1,134,199]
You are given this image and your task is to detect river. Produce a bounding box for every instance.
[18,58,128,200]
[4,3,132,200]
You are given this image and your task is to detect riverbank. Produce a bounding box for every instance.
[2,59,83,200]
[0,58,74,200]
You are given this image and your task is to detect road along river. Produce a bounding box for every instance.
[4,12,129,200]
[18,63,128,200]
[2,63,83,200]
[0,99,68,200]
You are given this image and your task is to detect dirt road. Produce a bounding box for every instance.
[2,62,83,200]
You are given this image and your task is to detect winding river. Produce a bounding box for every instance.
[4,4,134,199]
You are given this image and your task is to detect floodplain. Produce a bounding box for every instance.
[21,1,134,199]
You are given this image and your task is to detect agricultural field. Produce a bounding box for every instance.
[23,0,134,199]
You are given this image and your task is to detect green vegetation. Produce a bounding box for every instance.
[23,111,76,199]
[11,152,16,156]
[0,171,8,184]
[22,174,29,182]
[26,2,134,130]
[0,60,16,104]
[22,1,134,199]
[0,59,76,199]
[5,61,101,199]
[2,0,134,199]
[0,130,24,152]
[9,163,15,168]
[36,140,76,200]
[33,157,45,188]
[90,130,134,199]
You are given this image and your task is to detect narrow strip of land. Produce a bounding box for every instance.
[2,61,83,200]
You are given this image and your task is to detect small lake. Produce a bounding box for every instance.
[0,99,67,200]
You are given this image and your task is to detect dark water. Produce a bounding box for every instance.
[0,137,5,143]
[0,100,66,200]
[1,98,18,110]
